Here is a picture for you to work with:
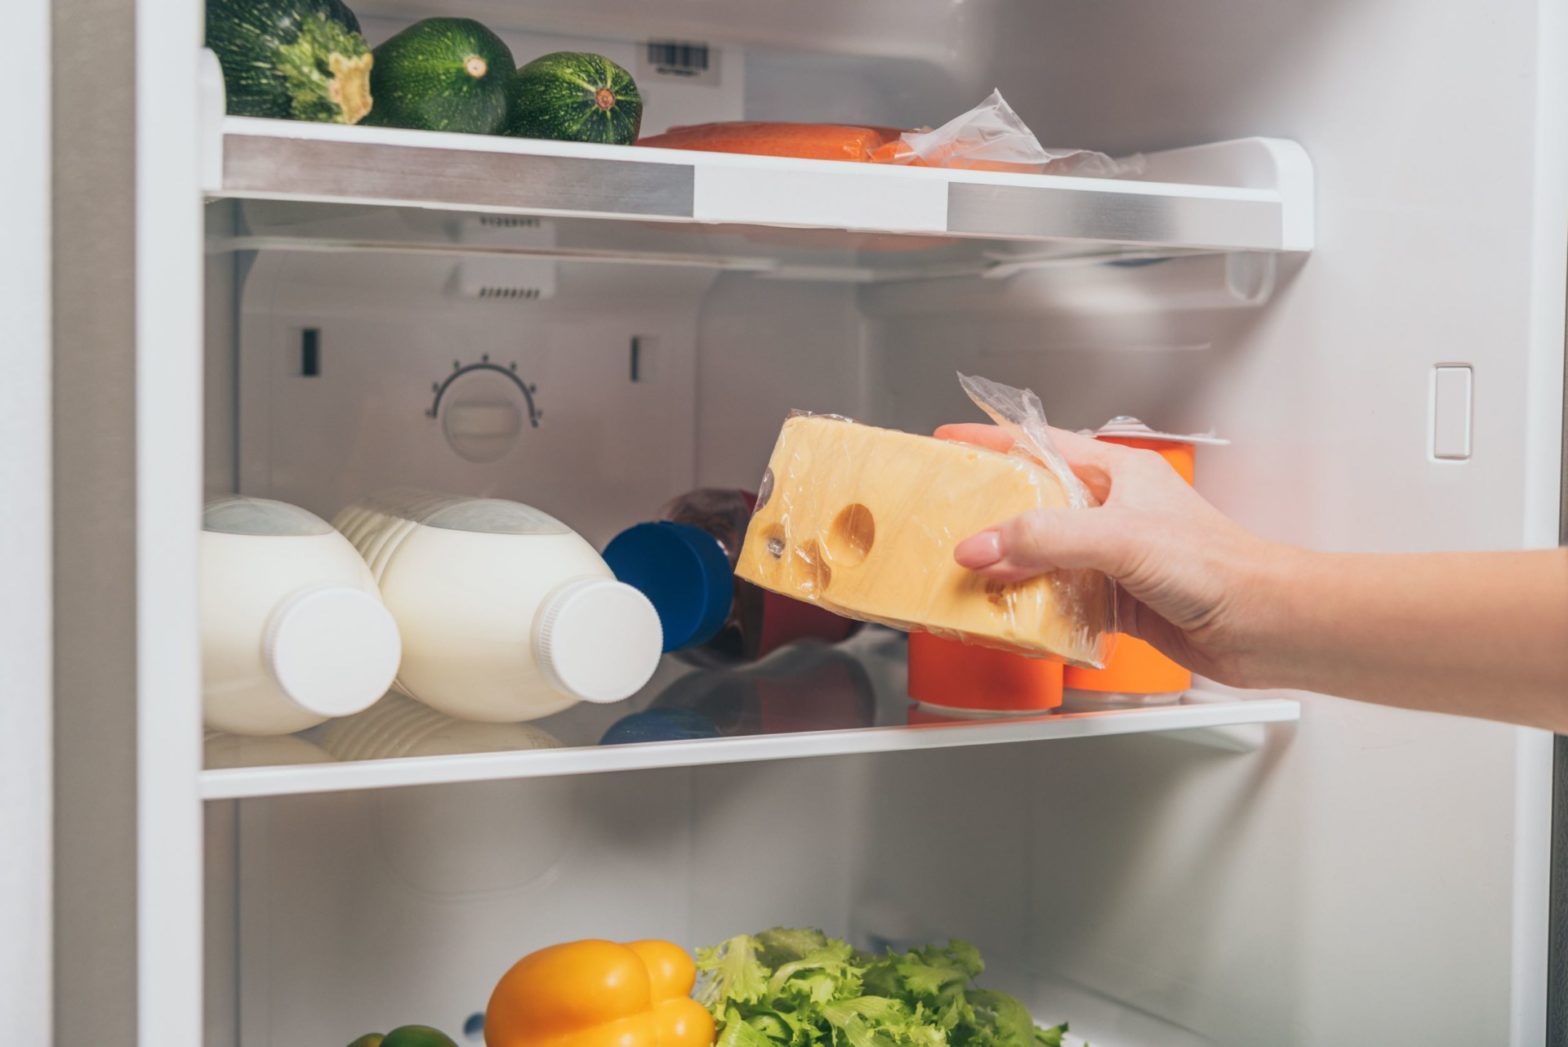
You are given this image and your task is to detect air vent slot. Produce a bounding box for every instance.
[477,215,543,230]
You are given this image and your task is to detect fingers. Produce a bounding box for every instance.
[935,422,1125,503]
[953,507,1134,583]
[933,423,1014,453]
[1043,426,1122,474]
[935,422,1118,469]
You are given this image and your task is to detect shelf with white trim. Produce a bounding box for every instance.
[204,116,1313,261]
[200,691,1299,800]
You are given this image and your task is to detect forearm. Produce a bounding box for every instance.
[1241,546,1568,730]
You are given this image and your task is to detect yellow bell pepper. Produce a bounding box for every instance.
[485,939,715,1047]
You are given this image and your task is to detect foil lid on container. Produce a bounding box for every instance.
[1088,415,1230,446]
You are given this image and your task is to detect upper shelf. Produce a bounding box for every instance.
[205,116,1314,257]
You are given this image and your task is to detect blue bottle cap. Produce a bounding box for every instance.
[603,521,734,653]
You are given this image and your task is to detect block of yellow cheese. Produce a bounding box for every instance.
[735,414,1112,667]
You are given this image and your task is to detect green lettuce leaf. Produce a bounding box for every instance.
[719,1008,783,1047]
[699,929,1074,1047]
[698,935,771,1010]
[757,928,845,966]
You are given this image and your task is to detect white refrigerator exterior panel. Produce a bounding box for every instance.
[3,0,52,1039]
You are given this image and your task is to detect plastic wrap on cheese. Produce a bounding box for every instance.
[734,404,1115,668]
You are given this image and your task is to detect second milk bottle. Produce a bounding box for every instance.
[335,492,663,722]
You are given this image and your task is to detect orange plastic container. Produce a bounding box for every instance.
[1063,422,1217,704]
[907,631,1063,714]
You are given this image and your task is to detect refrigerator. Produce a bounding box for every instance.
[17,0,1568,1044]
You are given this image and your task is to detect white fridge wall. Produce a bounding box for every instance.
[351,0,995,98]
[229,761,868,1045]
[232,251,874,541]
[235,248,711,543]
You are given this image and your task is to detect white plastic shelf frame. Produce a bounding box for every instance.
[200,691,1300,800]
[204,118,1313,258]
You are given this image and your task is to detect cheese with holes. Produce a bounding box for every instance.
[735,415,1111,666]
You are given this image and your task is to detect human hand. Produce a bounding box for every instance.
[937,423,1293,686]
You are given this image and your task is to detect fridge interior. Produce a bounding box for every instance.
[197,1,1564,1044]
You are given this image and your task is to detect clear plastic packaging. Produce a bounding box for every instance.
[733,376,1116,667]
[874,90,1144,177]
[637,90,1142,178]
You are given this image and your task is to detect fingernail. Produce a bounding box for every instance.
[954,530,1003,568]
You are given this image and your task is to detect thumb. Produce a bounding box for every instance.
[954,507,1133,584]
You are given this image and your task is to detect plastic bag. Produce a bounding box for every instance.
[874,89,1144,177]
[637,91,1143,179]
[959,373,1119,668]
[733,376,1115,668]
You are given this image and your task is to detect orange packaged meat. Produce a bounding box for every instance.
[637,96,1134,178]
[637,121,905,163]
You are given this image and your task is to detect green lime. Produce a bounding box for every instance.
[345,1036,384,1047]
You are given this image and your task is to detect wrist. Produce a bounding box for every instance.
[1218,538,1319,690]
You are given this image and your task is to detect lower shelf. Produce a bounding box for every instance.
[199,675,1299,800]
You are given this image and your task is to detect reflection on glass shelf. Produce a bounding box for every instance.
[600,642,878,743]
[317,694,565,761]
[203,729,335,769]
[199,628,1300,799]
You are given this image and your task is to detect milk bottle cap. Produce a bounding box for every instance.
[533,577,663,703]
[202,495,402,735]
[262,584,402,717]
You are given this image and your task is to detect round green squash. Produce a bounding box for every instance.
[505,52,642,145]
[345,1025,458,1047]
[205,0,373,124]
[363,18,516,134]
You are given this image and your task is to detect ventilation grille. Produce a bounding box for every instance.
[646,41,710,75]
[477,215,543,229]
[476,286,544,300]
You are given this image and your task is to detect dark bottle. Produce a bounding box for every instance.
[602,489,858,665]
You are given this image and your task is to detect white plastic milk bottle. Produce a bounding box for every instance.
[333,492,663,722]
[201,496,403,735]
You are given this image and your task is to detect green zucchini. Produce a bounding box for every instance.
[504,52,642,145]
[206,0,373,124]
[362,18,515,134]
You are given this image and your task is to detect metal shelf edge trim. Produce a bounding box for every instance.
[222,133,695,218]
[946,181,1285,250]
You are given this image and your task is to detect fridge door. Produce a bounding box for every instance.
[3,0,51,1039]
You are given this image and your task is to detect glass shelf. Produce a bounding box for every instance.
[200,631,1299,800]
[204,114,1313,263]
